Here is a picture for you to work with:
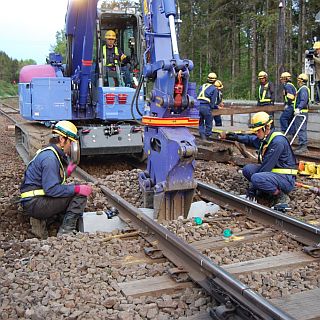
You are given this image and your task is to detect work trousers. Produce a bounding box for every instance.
[294,113,308,147]
[280,105,294,134]
[199,104,213,137]
[316,81,320,103]
[242,164,295,194]
[22,195,87,221]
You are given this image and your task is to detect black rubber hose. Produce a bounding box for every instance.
[130,73,144,125]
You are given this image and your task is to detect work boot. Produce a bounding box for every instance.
[200,134,206,141]
[30,217,48,239]
[294,145,308,154]
[57,212,79,236]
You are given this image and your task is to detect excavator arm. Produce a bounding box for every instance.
[138,0,199,220]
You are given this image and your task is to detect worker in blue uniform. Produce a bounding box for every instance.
[20,121,92,238]
[293,73,310,154]
[213,79,224,127]
[197,72,218,140]
[220,112,297,207]
[103,30,131,87]
[279,72,296,138]
[257,71,275,106]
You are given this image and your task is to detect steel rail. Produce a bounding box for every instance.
[76,167,294,320]
[197,180,320,247]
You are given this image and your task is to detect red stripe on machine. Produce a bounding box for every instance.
[82,60,93,66]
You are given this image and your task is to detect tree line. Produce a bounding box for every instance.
[178,0,320,100]
[2,0,319,100]
[0,51,35,84]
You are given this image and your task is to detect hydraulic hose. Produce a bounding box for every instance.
[130,73,145,126]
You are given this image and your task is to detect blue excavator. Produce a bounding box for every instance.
[17,0,199,220]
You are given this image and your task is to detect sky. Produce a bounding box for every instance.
[0,0,68,64]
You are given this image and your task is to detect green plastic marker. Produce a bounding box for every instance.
[223,228,232,238]
[194,217,203,225]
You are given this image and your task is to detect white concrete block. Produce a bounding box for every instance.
[79,211,128,233]
[187,201,220,219]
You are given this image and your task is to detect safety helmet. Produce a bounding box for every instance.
[280,72,291,81]
[214,80,223,89]
[258,71,268,79]
[249,111,273,132]
[313,41,320,50]
[52,121,79,142]
[207,72,217,83]
[297,73,308,83]
[105,30,116,40]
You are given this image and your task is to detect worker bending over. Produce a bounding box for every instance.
[20,121,92,238]
[221,112,297,207]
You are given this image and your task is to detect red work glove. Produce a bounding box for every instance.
[74,185,92,196]
[67,162,77,177]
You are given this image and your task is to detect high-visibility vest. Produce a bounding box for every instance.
[197,84,212,103]
[103,45,120,66]
[20,147,66,199]
[294,85,310,113]
[284,82,297,104]
[257,132,297,175]
[258,83,272,103]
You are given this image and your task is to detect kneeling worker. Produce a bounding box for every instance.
[20,121,92,237]
[221,111,297,207]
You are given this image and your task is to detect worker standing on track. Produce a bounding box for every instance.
[293,73,310,155]
[220,112,297,208]
[279,72,296,138]
[20,121,92,238]
[257,71,275,106]
[213,80,224,127]
[197,72,218,140]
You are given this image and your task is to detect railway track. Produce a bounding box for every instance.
[1,98,320,319]
[74,166,320,320]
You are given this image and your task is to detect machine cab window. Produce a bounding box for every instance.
[99,9,142,88]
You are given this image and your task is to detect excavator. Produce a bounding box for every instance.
[17,0,199,221]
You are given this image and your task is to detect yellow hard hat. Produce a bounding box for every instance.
[280,72,291,80]
[297,73,308,83]
[249,111,273,132]
[53,121,79,142]
[105,30,116,40]
[313,41,320,50]
[258,71,268,79]
[207,72,217,83]
[214,80,223,89]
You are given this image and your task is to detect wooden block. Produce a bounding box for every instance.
[191,231,273,252]
[271,288,320,320]
[222,251,318,275]
[110,252,165,267]
[6,124,15,131]
[118,275,194,297]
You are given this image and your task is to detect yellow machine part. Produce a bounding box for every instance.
[298,161,320,179]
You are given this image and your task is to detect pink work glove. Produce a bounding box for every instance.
[74,185,92,197]
[67,162,77,177]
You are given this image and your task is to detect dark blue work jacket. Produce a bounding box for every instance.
[20,144,75,198]
[237,130,297,173]
[197,83,218,109]
[283,82,296,106]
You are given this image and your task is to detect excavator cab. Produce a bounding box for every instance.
[98,9,143,88]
